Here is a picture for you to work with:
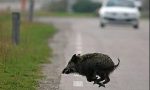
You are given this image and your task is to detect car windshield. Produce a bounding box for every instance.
[106,0,135,8]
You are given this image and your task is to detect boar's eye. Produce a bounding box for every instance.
[62,68,75,74]
[69,68,76,73]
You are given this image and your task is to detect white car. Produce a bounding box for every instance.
[99,0,141,29]
[133,0,142,10]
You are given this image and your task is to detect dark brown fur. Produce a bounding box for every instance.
[62,53,120,87]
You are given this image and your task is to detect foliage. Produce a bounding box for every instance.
[35,11,97,17]
[72,0,102,13]
[42,0,68,12]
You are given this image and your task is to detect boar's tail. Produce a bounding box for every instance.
[114,58,120,69]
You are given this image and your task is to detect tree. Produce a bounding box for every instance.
[72,0,102,13]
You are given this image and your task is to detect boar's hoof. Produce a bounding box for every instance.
[98,83,105,88]
[93,80,98,84]
[93,79,100,85]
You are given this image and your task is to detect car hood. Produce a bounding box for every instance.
[100,7,139,14]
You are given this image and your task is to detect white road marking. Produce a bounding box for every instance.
[72,33,84,88]
[76,33,82,54]
[74,74,80,77]
[73,81,83,87]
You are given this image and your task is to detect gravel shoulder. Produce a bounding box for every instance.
[37,21,72,90]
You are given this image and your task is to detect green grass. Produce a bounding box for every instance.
[36,11,150,19]
[0,12,56,90]
[35,11,98,17]
[141,11,149,19]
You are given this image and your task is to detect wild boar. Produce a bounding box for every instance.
[62,53,120,87]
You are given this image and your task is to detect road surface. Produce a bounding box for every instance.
[37,17,149,90]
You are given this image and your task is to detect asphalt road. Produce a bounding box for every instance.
[37,17,149,90]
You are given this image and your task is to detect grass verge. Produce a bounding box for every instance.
[141,11,149,19]
[35,11,150,19]
[35,11,98,17]
[0,12,56,90]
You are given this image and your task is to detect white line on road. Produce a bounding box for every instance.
[72,32,84,87]
[73,81,84,87]
[76,33,82,54]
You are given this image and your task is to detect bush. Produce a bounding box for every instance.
[42,0,68,12]
[72,0,102,13]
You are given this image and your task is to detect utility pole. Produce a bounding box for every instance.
[12,12,20,45]
[28,0,34,22]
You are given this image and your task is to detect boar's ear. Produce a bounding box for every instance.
[73,54,76,57]
[71,54,78,63]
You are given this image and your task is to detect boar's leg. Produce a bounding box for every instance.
[92,73,105,87]
[99,73,105,81]
[85,72,105,87]
[86,75,97,82]
[98,82,105,87]
[93,72,106,87]
[94,72,105,83]
[102,73,110,84]
[86,71,97,82]
[93,79,105,87]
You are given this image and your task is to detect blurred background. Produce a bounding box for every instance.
[0,0,149,15]
[0,0,149,90]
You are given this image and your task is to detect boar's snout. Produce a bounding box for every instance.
[62,68,75,74]
[62,68,70,74]
[62,68,68,74]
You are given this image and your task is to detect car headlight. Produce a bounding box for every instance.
[129,13,140,18]
[99,9,111,17]
[101,12,114,17]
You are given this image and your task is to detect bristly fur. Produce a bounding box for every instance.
[62,53,120,87]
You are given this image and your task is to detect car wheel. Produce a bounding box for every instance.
[100,23,105,28]
[133,24,139,29]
